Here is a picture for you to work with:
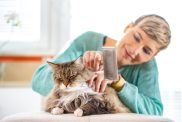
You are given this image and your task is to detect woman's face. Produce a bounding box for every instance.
[116,24,161,67]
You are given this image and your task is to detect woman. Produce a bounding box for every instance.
[32,14,171,115]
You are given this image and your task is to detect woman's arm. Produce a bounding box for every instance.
[32,31,105,96]
[117,60,163,115]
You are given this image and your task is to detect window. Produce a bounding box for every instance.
[0,0,51,55]
[0,0,40,42]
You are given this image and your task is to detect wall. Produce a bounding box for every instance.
[0,61,43,119]
[0,87,42,119]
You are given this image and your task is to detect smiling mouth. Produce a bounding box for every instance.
[124,48,133,60]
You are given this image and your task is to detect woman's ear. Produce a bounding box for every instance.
[124,22,134,33]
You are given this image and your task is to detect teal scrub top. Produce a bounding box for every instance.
[32,31,163,115]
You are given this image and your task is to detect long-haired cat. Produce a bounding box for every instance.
[43,57,130,116]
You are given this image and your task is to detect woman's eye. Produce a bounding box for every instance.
[143,48,151,55]
[134,34,140,42]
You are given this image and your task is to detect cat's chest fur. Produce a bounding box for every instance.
[58,82,103,106]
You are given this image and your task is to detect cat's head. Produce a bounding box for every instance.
[47,57,93,87]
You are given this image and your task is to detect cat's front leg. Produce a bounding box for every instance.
[74,108,83,117]
[51,107,64,115]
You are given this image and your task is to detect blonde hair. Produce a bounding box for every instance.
[134,14,171,50]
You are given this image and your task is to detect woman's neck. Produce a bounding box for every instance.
[104,37,117,47]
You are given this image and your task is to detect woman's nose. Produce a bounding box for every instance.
[130,45,143,59]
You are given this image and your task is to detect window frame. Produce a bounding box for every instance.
[0,0,54,55]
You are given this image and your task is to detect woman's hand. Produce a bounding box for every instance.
[88,71,113,93]
[83,51,103,71]
[87,71,125,92]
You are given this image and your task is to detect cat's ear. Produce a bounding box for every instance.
[47,61,59,71]
[74,57,83,64]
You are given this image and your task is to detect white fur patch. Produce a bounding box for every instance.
[59,82,102,106]
[65,82,94,92]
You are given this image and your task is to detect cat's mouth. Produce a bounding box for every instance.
[63,81,81,88]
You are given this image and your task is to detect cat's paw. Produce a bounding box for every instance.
[51,107,64,115]
[74,108,83,117]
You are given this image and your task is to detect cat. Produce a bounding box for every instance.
[43,57,131,116]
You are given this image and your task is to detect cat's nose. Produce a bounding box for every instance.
[63,81,69,87]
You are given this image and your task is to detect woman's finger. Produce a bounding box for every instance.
[95,78,102,92]
[94,52,102,71]
[95,71,104,92]
[87,51,94,69]
[87,74,97,87]
[100,80,108,92]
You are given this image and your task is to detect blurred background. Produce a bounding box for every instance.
[0,0,181,122]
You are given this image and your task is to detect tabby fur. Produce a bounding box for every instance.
[43,58,130,116]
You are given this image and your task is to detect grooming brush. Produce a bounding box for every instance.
[102,47,118,81]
